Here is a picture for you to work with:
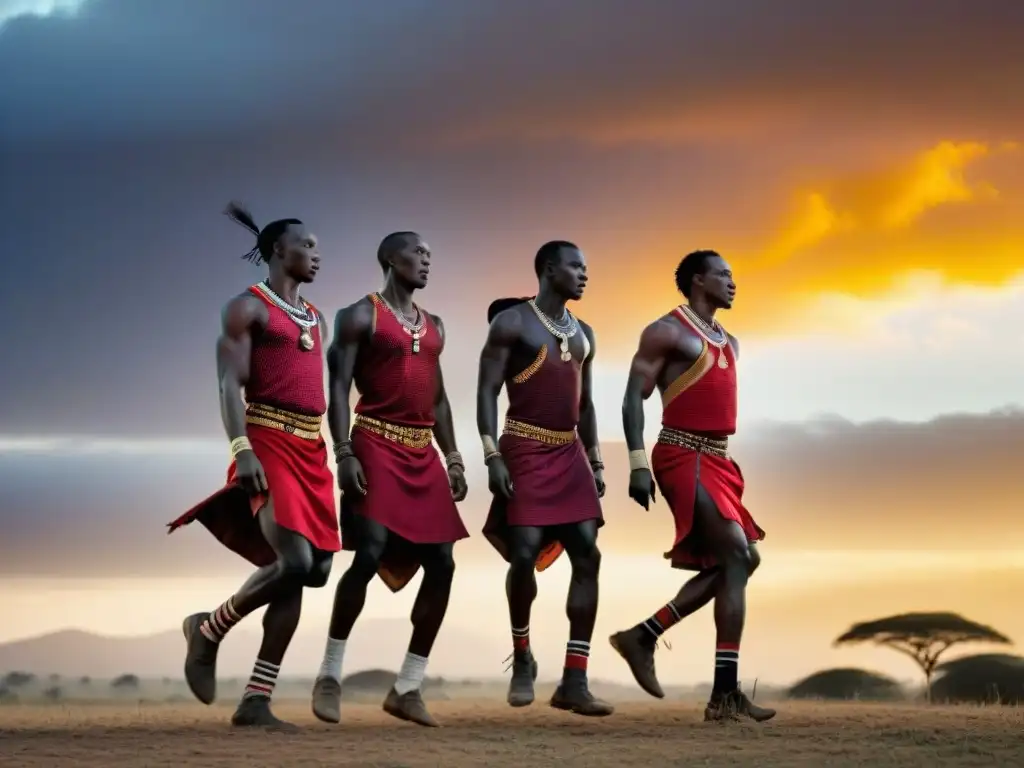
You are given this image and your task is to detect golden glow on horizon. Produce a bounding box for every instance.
[576,139,1024,347]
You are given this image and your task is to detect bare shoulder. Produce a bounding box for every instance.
[221,291,267,335]
[576,316,595,341]
[426,311,447,343]
[335,295,374,328]
[641,313,685,346]
[727,331,740,357]
[330,295,374,347]
[487,304,525,345]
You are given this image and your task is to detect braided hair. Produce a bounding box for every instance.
[223,201,302,265]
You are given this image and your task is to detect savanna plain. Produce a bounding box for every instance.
[1,697,1021,767]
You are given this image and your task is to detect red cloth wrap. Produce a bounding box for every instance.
[341,426,469,592]
[167,424,340,563]
[651,442,764,571]
[482,433,603,571]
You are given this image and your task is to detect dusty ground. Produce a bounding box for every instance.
[0,699,1021,767]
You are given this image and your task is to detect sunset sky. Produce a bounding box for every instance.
[1,0,1023,688]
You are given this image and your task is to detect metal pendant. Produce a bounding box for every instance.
[560,336,572,362]
[299,328,315,351]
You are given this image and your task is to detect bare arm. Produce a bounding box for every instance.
[430,315,459,458]
[622,319,676,453]
[318,312,330,348]
[476,309,520,459]
[578,322,600,460]
[216,295,266,443]
[326,301,372,453]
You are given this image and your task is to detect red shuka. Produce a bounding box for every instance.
[166,285,340,561]
[482,320,603,572]
[342,293,468,592]
[651,306,764,571]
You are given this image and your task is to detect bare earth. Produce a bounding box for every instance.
[1,699,1021,767]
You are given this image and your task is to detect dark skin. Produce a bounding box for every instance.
[325,233,464,654]
[215,223,334,639]
[622,254,758,637]
[477,246,604,658]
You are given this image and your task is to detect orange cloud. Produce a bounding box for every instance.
[577,139,1024,349]
[763,141,1013,263]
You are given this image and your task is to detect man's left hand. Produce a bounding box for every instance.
[449,466,468,502]
[593,467,606,498]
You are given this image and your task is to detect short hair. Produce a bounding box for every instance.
[534,240,579,278]
[487,297,529,323]
[377,231,419,276]
[223,202,301,265]
[674,250,720,298]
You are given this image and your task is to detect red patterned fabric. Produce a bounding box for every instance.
[343,294,468,592]
[661,307,736,435]
[167,424,340,558]
[483,325,603,572]
[352,293,438,427]
[654,307,763,570]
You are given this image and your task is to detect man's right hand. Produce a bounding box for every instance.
[235,450,269,496]
[627,468,657,510]
[339,456,368,496]
[487,456,514,499]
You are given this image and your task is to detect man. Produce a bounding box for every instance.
[310,232,469,728]
[478,241,613,718]
[607,250,774,723]
[166,202,340,730]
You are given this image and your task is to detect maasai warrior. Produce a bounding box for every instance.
[310,232,469,728]
[166,203,340,730]
[608,250,774,722]
[478,241,613,717]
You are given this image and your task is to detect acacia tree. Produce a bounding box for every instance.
[834,612,1011,702]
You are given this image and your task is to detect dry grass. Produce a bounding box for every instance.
[0,699,1021,767]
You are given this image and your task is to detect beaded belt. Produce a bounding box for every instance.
[353,414,433,449]
[503,418,577,446]
[656,427,729,459]
[245,402,323,441]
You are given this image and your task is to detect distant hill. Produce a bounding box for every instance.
[0,620,509,680]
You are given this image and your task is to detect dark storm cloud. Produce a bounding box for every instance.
[2,0,1022,437]
[2,409,1022,578]
[2,0,1021,149]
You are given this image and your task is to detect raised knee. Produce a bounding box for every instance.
[277,551,316,582]
[304,556,333,588]
[722,544,752,577]
[424,549,456,582]
[747,546,761,576]
[348,546,383,579]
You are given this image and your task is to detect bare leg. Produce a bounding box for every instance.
[311,513,388,724]
[182,501,325,706]
[505,526,543,707]
[689,487,773,722]
[326,515,389,641]
[639,545,761,644]
[232,555,332,730]
[382,543,456,728]
[550,520,613,717]
[610,503,761,700]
